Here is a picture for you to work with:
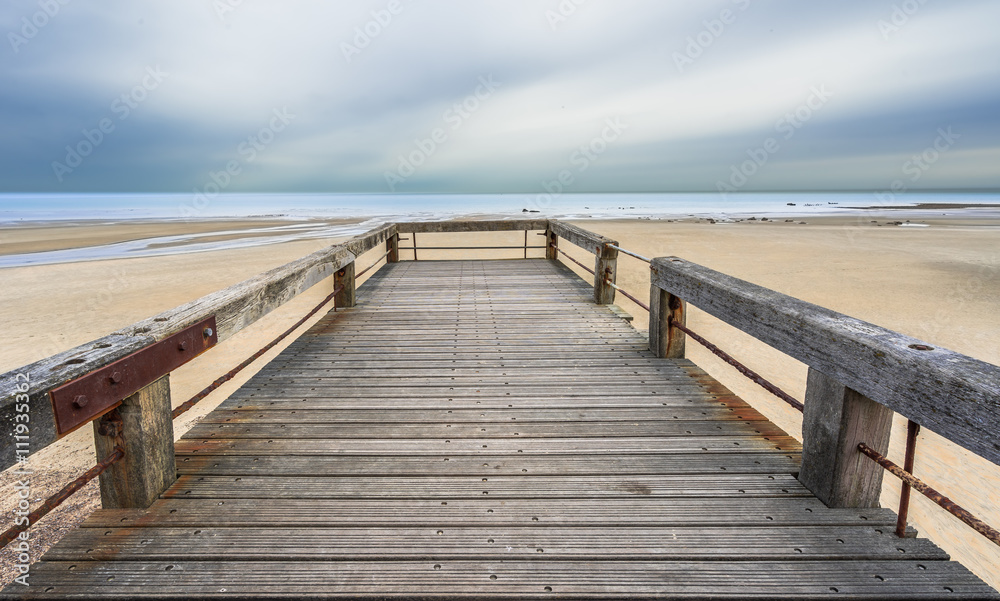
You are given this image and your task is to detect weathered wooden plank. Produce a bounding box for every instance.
[182,420,789,440]
[46,525,945,562]
[548,219,617,254]
[175,453,800,476]
[163,473,810,499]
[249,366,692,379]
[228,386,711,399]
[173,435,801,456]
[83,497,896,528]
[396,220,547,233]
[199,405,768,423]
[215,396,742,411]
[13,560,996,599]
[650,256,1000,465]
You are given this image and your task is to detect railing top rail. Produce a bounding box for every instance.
[548,220,617,253]
[397,219,548,234]
[650,255,1000,466]
[0,222,397,469]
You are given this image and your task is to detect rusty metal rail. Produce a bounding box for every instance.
[410,246,546,251]
[605,279,650,312]
[357,250,392,279]
[670,318,805,413]
[552,244,596,275]
[0,447,124,551]
[606,243,652,264]
[172,285,341,419]
[858,441,1000,548]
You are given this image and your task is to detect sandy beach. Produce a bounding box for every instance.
[1,215,998,588]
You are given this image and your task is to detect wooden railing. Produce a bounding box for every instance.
[0,223,396,508]
[647,255,1000,511]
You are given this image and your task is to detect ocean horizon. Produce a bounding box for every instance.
[1,191,998,269]
[2,191,1000,224]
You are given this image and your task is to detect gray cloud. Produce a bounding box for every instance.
[0,0,997,193]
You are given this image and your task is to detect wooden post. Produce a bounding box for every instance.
[798,367,894,508]
[594,244,617,305]
[649,284,686,358]
[545,226,558,261]
[412,232,418,261]
[387,233,399,264]
[92,375,175,508]
[335,261,356,308]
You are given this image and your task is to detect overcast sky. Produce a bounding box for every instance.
[1,0,998,195]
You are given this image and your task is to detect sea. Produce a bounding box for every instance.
[0,191,997,269]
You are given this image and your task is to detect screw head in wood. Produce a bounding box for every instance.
[908,344,934,351]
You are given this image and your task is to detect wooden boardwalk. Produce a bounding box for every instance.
[7,259,995,598]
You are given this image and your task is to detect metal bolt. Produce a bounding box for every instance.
[97,419,120,438]
[178,341,188,351]
[203,328,214,338]
[109,372,122,385]
[908,344,934,351]
[73,395,88,409]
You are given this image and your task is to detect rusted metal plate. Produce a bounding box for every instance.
[49,317,218,437]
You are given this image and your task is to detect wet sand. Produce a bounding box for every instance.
[0,219,310,255]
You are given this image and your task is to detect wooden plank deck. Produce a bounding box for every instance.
[6,259,996,599]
